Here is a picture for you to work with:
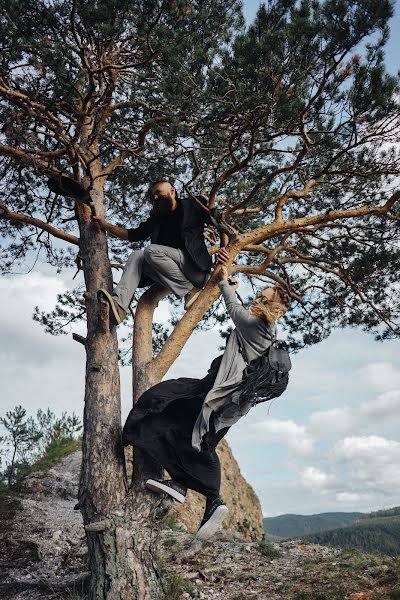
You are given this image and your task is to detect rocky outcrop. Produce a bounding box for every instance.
[0,444,264,598]
[13,442,264,542]
[172,440,263,539]
[123,441,263,539]
[14,432,265,542]
[159,530,400,600]
[2,469,399,600]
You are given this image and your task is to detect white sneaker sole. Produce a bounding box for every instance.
[195,505,229,541]
[145,479,186,504]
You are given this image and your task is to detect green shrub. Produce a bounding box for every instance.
[164,572,194,599]
[258,538,281,558]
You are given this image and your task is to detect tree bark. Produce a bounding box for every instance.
[131,285,169,489]
[132,285,169,402]
[77,181,167,599]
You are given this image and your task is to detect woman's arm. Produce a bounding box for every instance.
[219,280,257,331]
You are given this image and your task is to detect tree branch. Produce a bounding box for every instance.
[0,144,61,175]
[241,191,400,247]
[0,202,79,246]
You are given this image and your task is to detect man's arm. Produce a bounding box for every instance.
[93,215,153,242]
[92,216,129,240]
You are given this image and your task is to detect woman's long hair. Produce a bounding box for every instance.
[251,285,291,323]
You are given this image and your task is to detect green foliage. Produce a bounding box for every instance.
[28,437,82,475]
[1,0,400,349]
[163,572,194,599]
[302,515,400,556]
[258,538,281,558]
[360,506,400,519]
[264,511,364,538]
[0,406,42,487]
[0,406,82,487]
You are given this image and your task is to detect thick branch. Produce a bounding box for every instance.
[132,284,169,402]
[0,144,61,175]
[240,191,400,247]
[274,179,317,221]
[0,204,79,246]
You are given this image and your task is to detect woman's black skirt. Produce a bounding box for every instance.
[122,355,228,497]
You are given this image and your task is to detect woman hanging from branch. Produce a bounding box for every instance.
[122,254,291,540]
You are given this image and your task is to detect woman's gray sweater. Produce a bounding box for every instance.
[191,280,276,451]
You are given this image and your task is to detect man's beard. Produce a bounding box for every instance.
[152,196,174,217]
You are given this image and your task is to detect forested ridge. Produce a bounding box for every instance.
[301,507,400,556]
[264,512,364,538]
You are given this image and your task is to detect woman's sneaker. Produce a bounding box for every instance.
[195,498,229,540]
[145,479,187,504]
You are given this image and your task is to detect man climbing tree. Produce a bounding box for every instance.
[94,179,229,322]
[1,0,399,598]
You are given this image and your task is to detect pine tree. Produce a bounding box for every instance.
[0,406,42,487]
[1,1,399,597]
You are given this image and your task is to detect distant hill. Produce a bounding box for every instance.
[263,512,364,538]
[302,513,400,556]
[359,506,400,519]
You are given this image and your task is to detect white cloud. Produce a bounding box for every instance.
[360,389,400,420]
[336,492,373,504]
[356,362,400,393]
[301,466,335,492]
[333,434,400,460]
[307,406,356,439]
[332,435,400,496]
[251,417,315,456]
[0,272,73,366]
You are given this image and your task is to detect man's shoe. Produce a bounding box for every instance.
[48,176,91,202]
[145,479,187,504]
[97,289,127,325]
[184,288,201,310]
[195,498,229,541]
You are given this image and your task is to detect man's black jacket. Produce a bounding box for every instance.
[128,195,213,272]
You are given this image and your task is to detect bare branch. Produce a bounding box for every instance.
[0,202,80,246]
[241,190,400,247]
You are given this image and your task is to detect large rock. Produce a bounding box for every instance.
[172,440,264,539]
[123,441,264,540]
[15,451,81,499]
[16,443,263,541]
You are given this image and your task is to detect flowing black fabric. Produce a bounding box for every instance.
[122,355,229,497]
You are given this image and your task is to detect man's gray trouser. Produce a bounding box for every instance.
[113,244,207,311]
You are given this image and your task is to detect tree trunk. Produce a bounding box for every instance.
[77,183,167,599]
[85,490,170,600]
[132,285,169,402]
[8,444,17,488]
[131,285,169,498]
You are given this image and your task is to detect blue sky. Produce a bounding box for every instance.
[1,1,399,518]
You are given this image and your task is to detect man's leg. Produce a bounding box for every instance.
[143,244,205,299]
[98,250,147,325]
[112,250,146,311]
